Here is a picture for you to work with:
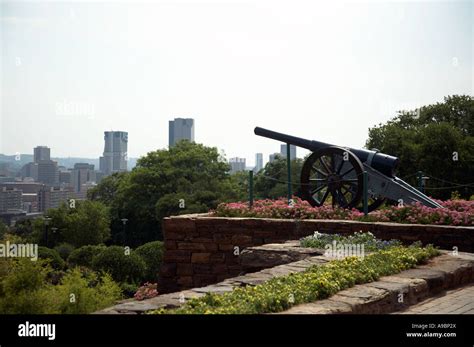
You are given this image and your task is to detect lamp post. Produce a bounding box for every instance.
[121,218,128,244]
[43,217,52,247]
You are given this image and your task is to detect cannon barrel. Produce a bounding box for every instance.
[254,126,399,177]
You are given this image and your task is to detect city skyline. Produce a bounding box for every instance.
[2,1,471,167]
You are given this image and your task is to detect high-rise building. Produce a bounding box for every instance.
[37,160,59,185]
[0,187,23,212]
[229,157,246,174]
[58,167,71,185]
[34,146,51,162]
[38,186,73,212]
[20,162,39,181]
[169,118,194,147]
[71,163,96,193]
[99,131,128,176]
[280,144,297,160]
[254,153,263,172]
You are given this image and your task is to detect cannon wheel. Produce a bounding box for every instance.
[301,147,364,209]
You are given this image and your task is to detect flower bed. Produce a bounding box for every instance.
[300,231,401,251]
[213,198,474,226]
[152,243,439,314]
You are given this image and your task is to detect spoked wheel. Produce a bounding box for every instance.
[301,147,364,209]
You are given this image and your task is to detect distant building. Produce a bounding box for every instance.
[229,157,246,174]
[71,163,95,192]
[37,160,59,185]
[280,144,297,160]
[34,146,51,162]
[99,131,128,176]
[169,118,194,147]
[58,167,71,185]
[254,153,263,172]
[38,186,72,212]
[20,162,39,181]
[0,182,44,194]
[0,187,23,212]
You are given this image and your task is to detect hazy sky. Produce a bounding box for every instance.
[1,0,472,166]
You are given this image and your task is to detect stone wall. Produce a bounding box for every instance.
[159,214,474,293]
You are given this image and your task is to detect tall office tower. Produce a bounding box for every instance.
[71,163,96,193]
[254,153,263,172]
[37,160,59,185]
[169,118,195,147]
[34,146,51,162]
[99,131,128,176]
[280,144,297,160]
[229,157,246,174]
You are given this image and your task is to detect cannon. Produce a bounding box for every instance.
[254,127,443,212]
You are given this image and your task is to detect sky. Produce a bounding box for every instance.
[1,0,472,166]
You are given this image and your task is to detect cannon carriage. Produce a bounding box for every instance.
[254,127,442,212]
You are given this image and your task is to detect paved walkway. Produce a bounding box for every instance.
[395,284,474,314]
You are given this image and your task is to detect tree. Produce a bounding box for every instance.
[23,201,111,248]
[254,157,304,199]
[366,95,474,199]
[90,141,246,245]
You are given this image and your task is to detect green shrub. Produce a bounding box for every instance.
[153,244,440,314]
[135,241,164,282]
[0,259,56,314]
[54,243,75,260]
[0,258,122,314]
[120,282,140,298]
[68,245,106,268]
[91,246,145,284]
[51,268,122,314]
[38,247,65,270]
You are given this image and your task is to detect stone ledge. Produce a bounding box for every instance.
[96,251,474,314]
[280,251,474,314]
[240,241,324,273]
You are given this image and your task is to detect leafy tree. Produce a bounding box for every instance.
[366,95,474,199]
[254,157,304,199]
[23,201,111,248]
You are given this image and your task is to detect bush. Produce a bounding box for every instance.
[38,247,65,270]
[0,259,122,314]
[67,245,106,268]
[51,268,122,314]
[54,243,75,260]
[135,241,164,282]
[91,246,145,284]
[0,259,56,314]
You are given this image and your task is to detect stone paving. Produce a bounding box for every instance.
[97,250,474,314]
[394,284,474,314]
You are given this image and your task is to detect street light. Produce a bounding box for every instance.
[121,218,128,244]
[43,216,52,247]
